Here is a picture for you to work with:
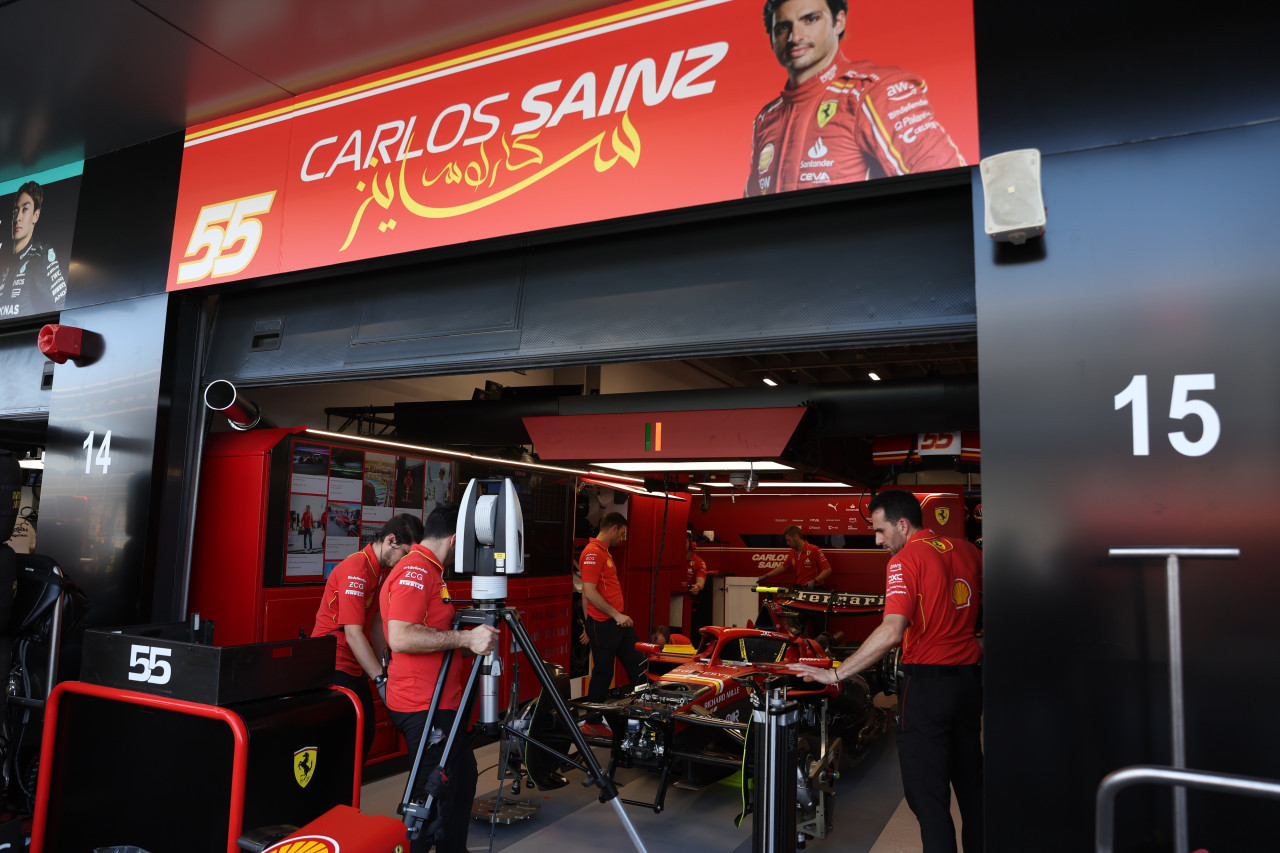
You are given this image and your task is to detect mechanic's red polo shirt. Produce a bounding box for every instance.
[580,537,623,621]
[311,544,385,677]
[883,529,982,665]
[379,544,463,713]
[684,550,708,588]
[784,542,830,587]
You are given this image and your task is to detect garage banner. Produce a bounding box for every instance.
[167,0,977,290]
[1,162,82,318]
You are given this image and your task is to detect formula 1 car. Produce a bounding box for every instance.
[501,621,897,843]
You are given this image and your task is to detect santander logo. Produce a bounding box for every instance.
[807,138,828,158]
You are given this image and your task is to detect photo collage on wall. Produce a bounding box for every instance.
[285,439,454,581]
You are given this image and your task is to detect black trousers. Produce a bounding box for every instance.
[388,708,478,853]
[895,665,985,853]
[331,669,376,762]
[584,618,644,720]
[688,587,712,637]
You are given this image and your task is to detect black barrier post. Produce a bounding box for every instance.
[751,677,799,853]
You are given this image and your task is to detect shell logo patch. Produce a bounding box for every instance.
[294,746,318,788]
[927,538,953,554]
[758,143,775,173]
[935,507,950,526]
[265,835,340,853]
[952,579,972,609]
[816,100,838,128]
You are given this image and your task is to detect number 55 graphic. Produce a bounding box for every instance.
[128,644,173,684]
[176,191,277,284]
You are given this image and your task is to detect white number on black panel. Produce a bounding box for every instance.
[128,644,173,685]
[82,430,113,474]
[1115,374,1220,457]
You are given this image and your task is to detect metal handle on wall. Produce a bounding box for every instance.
[1104,547,1241,853]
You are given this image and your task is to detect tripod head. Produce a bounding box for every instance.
[455,477,525,605]
[454,477,525,731]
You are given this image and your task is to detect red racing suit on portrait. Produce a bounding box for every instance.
[745,53,965,197]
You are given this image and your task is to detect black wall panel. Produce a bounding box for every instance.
[40,293,171,631]
[34,133,182,631]
[65,134,183,310]
[977,121,1280,851]
[204,182,976,384]
[974,0,1280,157]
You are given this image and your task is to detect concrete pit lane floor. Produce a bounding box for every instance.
[359,697,965,853]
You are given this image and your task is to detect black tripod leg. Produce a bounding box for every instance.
[400,649,487,841]
[400,646,454,829]
[501,610,649,853]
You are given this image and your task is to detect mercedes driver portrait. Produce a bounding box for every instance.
[0,181,67,318]
[746,0,965,197]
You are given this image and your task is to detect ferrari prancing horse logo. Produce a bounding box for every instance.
[935,507,950,526]
[294,746,317,788]
[816,100,838,128]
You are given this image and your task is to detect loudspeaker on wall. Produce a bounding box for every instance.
[980,148,1045,245]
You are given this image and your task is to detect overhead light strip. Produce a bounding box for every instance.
[697,481,853,488]
[592,460,793,472]
[582,477,691,500]
[304,429,647,484]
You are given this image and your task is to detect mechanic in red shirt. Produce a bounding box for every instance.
[745,0,965,198]
[579,511,644,737]
[685,530,708,593]
[311,513,422,760]
[685,530,713,636]
[789,490,982,853]
[758,524,832,589]
[380,505,499,853]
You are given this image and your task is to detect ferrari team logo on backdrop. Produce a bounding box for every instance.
[294,746,318,788]
[935,507,950,526]
[816,100,837,128]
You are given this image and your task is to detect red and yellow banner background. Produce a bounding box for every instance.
[167,0,977,290]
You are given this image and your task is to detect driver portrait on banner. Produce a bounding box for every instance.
[1,181,68,318]
[746,0,966,197]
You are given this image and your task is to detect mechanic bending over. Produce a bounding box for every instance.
[311,513,423,760]
[758,524,831,589]
[789,490,983,853]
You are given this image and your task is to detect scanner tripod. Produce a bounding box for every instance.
[397,600,649,853]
